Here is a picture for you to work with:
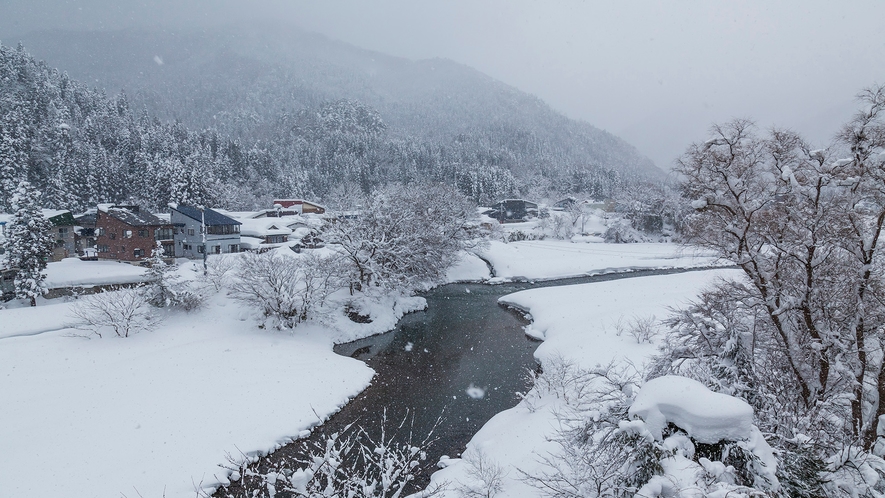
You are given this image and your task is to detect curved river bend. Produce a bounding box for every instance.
[217,268,706,496]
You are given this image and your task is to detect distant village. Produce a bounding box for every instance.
[0,194,653,300]
[0,199,329,297]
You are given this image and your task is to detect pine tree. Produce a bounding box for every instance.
[0,98,30,212]
[6,180,53,306]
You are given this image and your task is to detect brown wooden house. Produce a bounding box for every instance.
[272,199,326,215]
[95,205,174,262]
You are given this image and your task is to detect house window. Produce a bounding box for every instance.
[96,227,104,236]
[155,228,173,240]
[228,244,239,253]
[58,227,68,236]
[188,228,195,236]
[197,245,204,254]
[123,230,133,238]
[120,246,125,253]
[97,245,109,253]
[183,244,191,251]
[179,228,185,234]
[138,229,147,237]
[213,245,221,254]
[134,248,144,258]
[110,233,116,240]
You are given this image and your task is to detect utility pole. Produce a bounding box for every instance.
[200,206,207,275]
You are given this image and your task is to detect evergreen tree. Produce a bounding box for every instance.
[6,180,53,306]
[0,98,30,212]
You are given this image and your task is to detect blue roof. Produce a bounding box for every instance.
[173,205,241,226]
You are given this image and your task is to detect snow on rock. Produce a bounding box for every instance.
[628,375,754,444]
[629,375,780,491]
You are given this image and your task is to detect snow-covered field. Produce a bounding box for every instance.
[480,240,721,281]
[426,268,742,496]
[0,291,377,498]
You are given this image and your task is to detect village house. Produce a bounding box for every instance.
[170,205,241,258]
[238,218,292,252]
[485,199,540,222]
[44,209,77,262]
[95,205,175,262]
[73,210,98,257]
[271,199,326,215]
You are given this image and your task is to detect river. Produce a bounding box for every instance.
[215,267,710,496]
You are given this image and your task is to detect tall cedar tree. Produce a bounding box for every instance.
[6,180,53,306]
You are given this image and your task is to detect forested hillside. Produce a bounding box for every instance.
[1,25,662,213]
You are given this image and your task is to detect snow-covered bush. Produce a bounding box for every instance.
[549,213,574,240]
[143,243,203,310]
[506,229,544,242]
[457,447,507,498]
[69,287,160,338]
[229,251,345,330]
[602,218,644,243]
[525,364,783,498]
[201,253,238,292]
[221,415,444,498]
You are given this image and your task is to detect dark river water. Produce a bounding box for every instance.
[216,268,709,496]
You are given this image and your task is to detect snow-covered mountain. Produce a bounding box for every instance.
[14,23,663,181]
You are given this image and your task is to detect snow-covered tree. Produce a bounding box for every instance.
[69,287,159,338]
[323,183,484,291]
[143,242,201,310]
[658,84,885,496]
[5,180,53,306]
[229,251,346,330]
[0,97,30,212]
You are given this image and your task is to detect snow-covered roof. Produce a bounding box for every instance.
[239,218,293,238]
[100,205,168,227]
[171,205,241,226]
[238,236,265,250]
[217,210,263,220]
[41,209,70,219]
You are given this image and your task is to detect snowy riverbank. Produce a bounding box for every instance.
[424,269,742,496]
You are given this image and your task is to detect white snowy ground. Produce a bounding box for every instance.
[424,268,742,497]
[0,290,380,498]
[480,240,721,281]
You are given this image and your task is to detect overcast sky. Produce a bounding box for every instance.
[3,0,884,168]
